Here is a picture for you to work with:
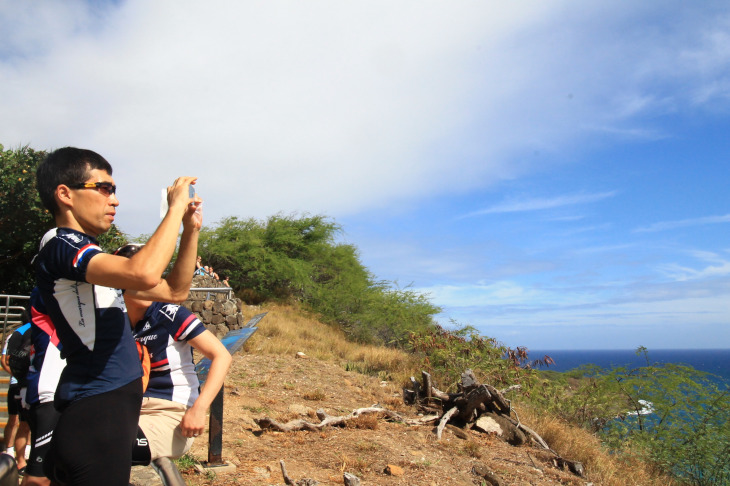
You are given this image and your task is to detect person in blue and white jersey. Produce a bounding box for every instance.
[1,310,31,474]
[116,243,231,461]
[34,147,200,486]
[20,288,64,486]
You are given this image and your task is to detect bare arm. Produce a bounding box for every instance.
[85,177,197,290]
[179,331,232,438]
[127,196,203,303]
[0,355,11,375]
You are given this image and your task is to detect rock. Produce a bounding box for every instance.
[475,412,526,446]
[222,300,237,315]
[343,472,361,486]
[474,416,503,435]
[384,464,404,476]
[253,466,271,479]
[295,480,318,486]
[461,369,478,389]
[129,465,163,486]
[296,352,308,359]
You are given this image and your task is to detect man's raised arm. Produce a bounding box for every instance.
[86,176,197,290]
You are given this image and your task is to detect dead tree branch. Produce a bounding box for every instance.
[436,406,459,440]
[256,407,439,433]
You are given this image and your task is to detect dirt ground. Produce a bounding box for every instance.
[179,353,589,486]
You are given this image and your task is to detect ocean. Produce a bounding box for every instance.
[529,348,730,384]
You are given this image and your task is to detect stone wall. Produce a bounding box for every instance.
[183,275,245,338]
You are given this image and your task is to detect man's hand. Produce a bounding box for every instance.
[183,195,203,231]
[166,176,198,213]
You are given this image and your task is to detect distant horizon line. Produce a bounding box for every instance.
[526,348,730,352]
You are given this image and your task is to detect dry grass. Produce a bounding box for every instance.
[242,303,418,384]
[302,388,326,401]
[236,303,673,486]
[347,414,379,430]
[516,405,675,486]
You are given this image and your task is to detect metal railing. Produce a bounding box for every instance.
[0,293,30,343]
[188,287,233,301]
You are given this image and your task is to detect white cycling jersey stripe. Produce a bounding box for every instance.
[37,344,65,404]
[53,279,97,351]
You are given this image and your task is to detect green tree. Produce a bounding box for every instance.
[97,224,130,254]
[543,347,730,485]
[198,214,339,300]
[597,349,730,485]
[408,324,508,390]
[198,214,441,346]
[0,144,53,294]
[352,283,440,347]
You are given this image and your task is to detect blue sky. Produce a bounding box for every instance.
[1,1,728,349]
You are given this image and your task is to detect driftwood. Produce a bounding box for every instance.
[403,369,585,478]
[280,460,319,486]
[422,370,433,403]
[405,369,514,423]
[280,460,294,486]
[256,407,439,432]
[435,406,459,440]
[264,370,584,479]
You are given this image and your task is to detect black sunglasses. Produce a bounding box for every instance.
[68,181,117,197]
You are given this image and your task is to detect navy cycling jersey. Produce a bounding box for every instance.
[25,287,66,406]
[35,227,142,409]
[4,322,31,387]
[133,301,205,407]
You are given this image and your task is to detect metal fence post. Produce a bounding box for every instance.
[194,312,267,469]
[207,388,225,465]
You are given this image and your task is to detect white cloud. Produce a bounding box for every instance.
[436,280,730,334]
[461,191,618,218]
[634,214,730,233]
[414,280,580,309]
[657,251,730,281]
[3,2,730,237]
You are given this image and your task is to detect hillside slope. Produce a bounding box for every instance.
[173,304,601,486]
[182,353,589,486]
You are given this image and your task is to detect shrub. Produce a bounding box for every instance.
[407,324,546,393]
[529,347,730,485]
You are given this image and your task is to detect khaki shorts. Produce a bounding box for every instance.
[138,397,195,460]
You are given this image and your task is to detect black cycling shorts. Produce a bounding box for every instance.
[45,378,143,486]
[7,383,21,415]
[26,402,61,478]
[7,383,29,422]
